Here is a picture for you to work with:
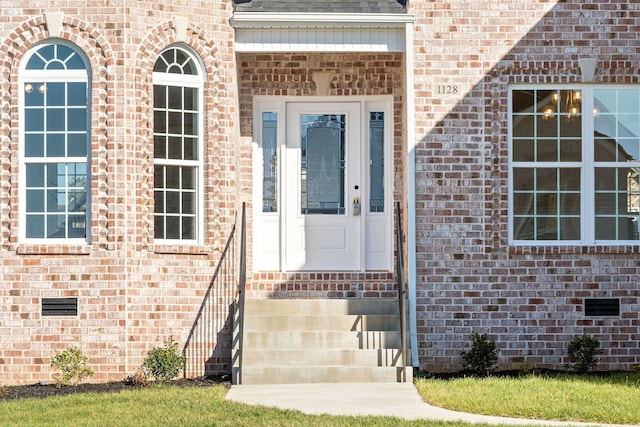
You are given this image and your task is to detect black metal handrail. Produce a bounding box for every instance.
[182,202,246,378]
[235,202,247,383]
[395,202,408,381]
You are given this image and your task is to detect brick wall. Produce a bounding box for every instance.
[412,0,640,372]
[2,0,640,385]
[0,1,241,385]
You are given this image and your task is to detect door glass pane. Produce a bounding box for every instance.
[300,114,345,215]
[369,112,384,212]
[262,112,278,213]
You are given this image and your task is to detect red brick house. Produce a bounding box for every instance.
[1,0,639,385]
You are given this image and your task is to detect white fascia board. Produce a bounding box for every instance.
[232,12,415,53]
[230,12,415,29]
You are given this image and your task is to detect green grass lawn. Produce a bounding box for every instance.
[0,384,474,427]
[2,373,640,426]
[415,371,640,425]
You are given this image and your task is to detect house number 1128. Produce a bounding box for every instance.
[436,85,459,95]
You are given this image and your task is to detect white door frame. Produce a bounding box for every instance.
[252,96,393,273]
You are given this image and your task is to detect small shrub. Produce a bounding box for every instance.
[143,336,186,382]
[460,332,499,376]
[124,367,150,387]
[50,346,94,387]
[517,359,538,376]
[568,334,601,374]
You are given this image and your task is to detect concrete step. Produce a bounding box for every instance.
[236,298,408,385]
[243,314,400,332]
[244,298,399,316]
[239,365,412,384]
[242,348,403,367]
[243,330,401,349]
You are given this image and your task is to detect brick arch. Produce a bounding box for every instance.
[0,15,114,250]
[136,20,222,250]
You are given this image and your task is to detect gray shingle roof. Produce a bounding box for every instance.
[234,0,407,14]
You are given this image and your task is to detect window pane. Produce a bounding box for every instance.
[25,109,44,131]
[46,134,65,157]
[26,163,45,187]
[537,139,557,162]
[513,193,533,216]
[154,215,164,238]
[183,167,195,190]
[47,109,65,131]
[154,167,164,188]
[47,215,65,238]
[26,189,44,212]
[168,86,182,110]
[184,87,197,111]
[165,216,180,239]
[166,191,180,213]
[168,111,182,134]
[165,166,180,189]
[168,136,182,159]
[596,217,616,240]
[513,168,534,191]
[184,113,196,136]
[560,140,581,161]
[182,192,195,215]
[25,82,45,106]
[536,168,557,191]
[154,191,165,214]
[369,112,385,213]
[301,114,345,215]
[512,139,534,162]
[154,110,167,135]
[182,217,195,239]
[154,85,166,109]
[68,134,87,157]
[47,83,65,106]
[68,108,86,132]
[184,138,197,160]
[560,193,580,215]
[560,218,581,240]
[68,215,86,237]
[26,215,44,238]
[68,191,85,212]
[262,112,278,213]
[25,134,44,157]
[560,168,580,191]
[68,82,86,106]
[154,136,167,159]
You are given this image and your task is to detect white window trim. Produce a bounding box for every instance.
[152,45,205,246]
[509,84,640,246]
[18,41,91,244]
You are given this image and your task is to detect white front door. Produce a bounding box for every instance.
[284,102,362,271]
[252,97,392,273]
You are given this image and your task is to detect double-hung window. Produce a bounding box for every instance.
[20,42,90,241]
[152,46,203,242]
[510,86,640,244]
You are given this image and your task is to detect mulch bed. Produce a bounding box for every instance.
[1,375,230,401]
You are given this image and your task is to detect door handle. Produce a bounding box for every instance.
[353,197,361,216]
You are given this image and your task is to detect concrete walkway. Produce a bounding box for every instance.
[226,382,636,426]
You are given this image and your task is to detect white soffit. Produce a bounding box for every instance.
[231,12,414,52]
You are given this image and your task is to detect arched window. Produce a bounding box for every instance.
[20,42,90,240]
[152,46,204,242]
